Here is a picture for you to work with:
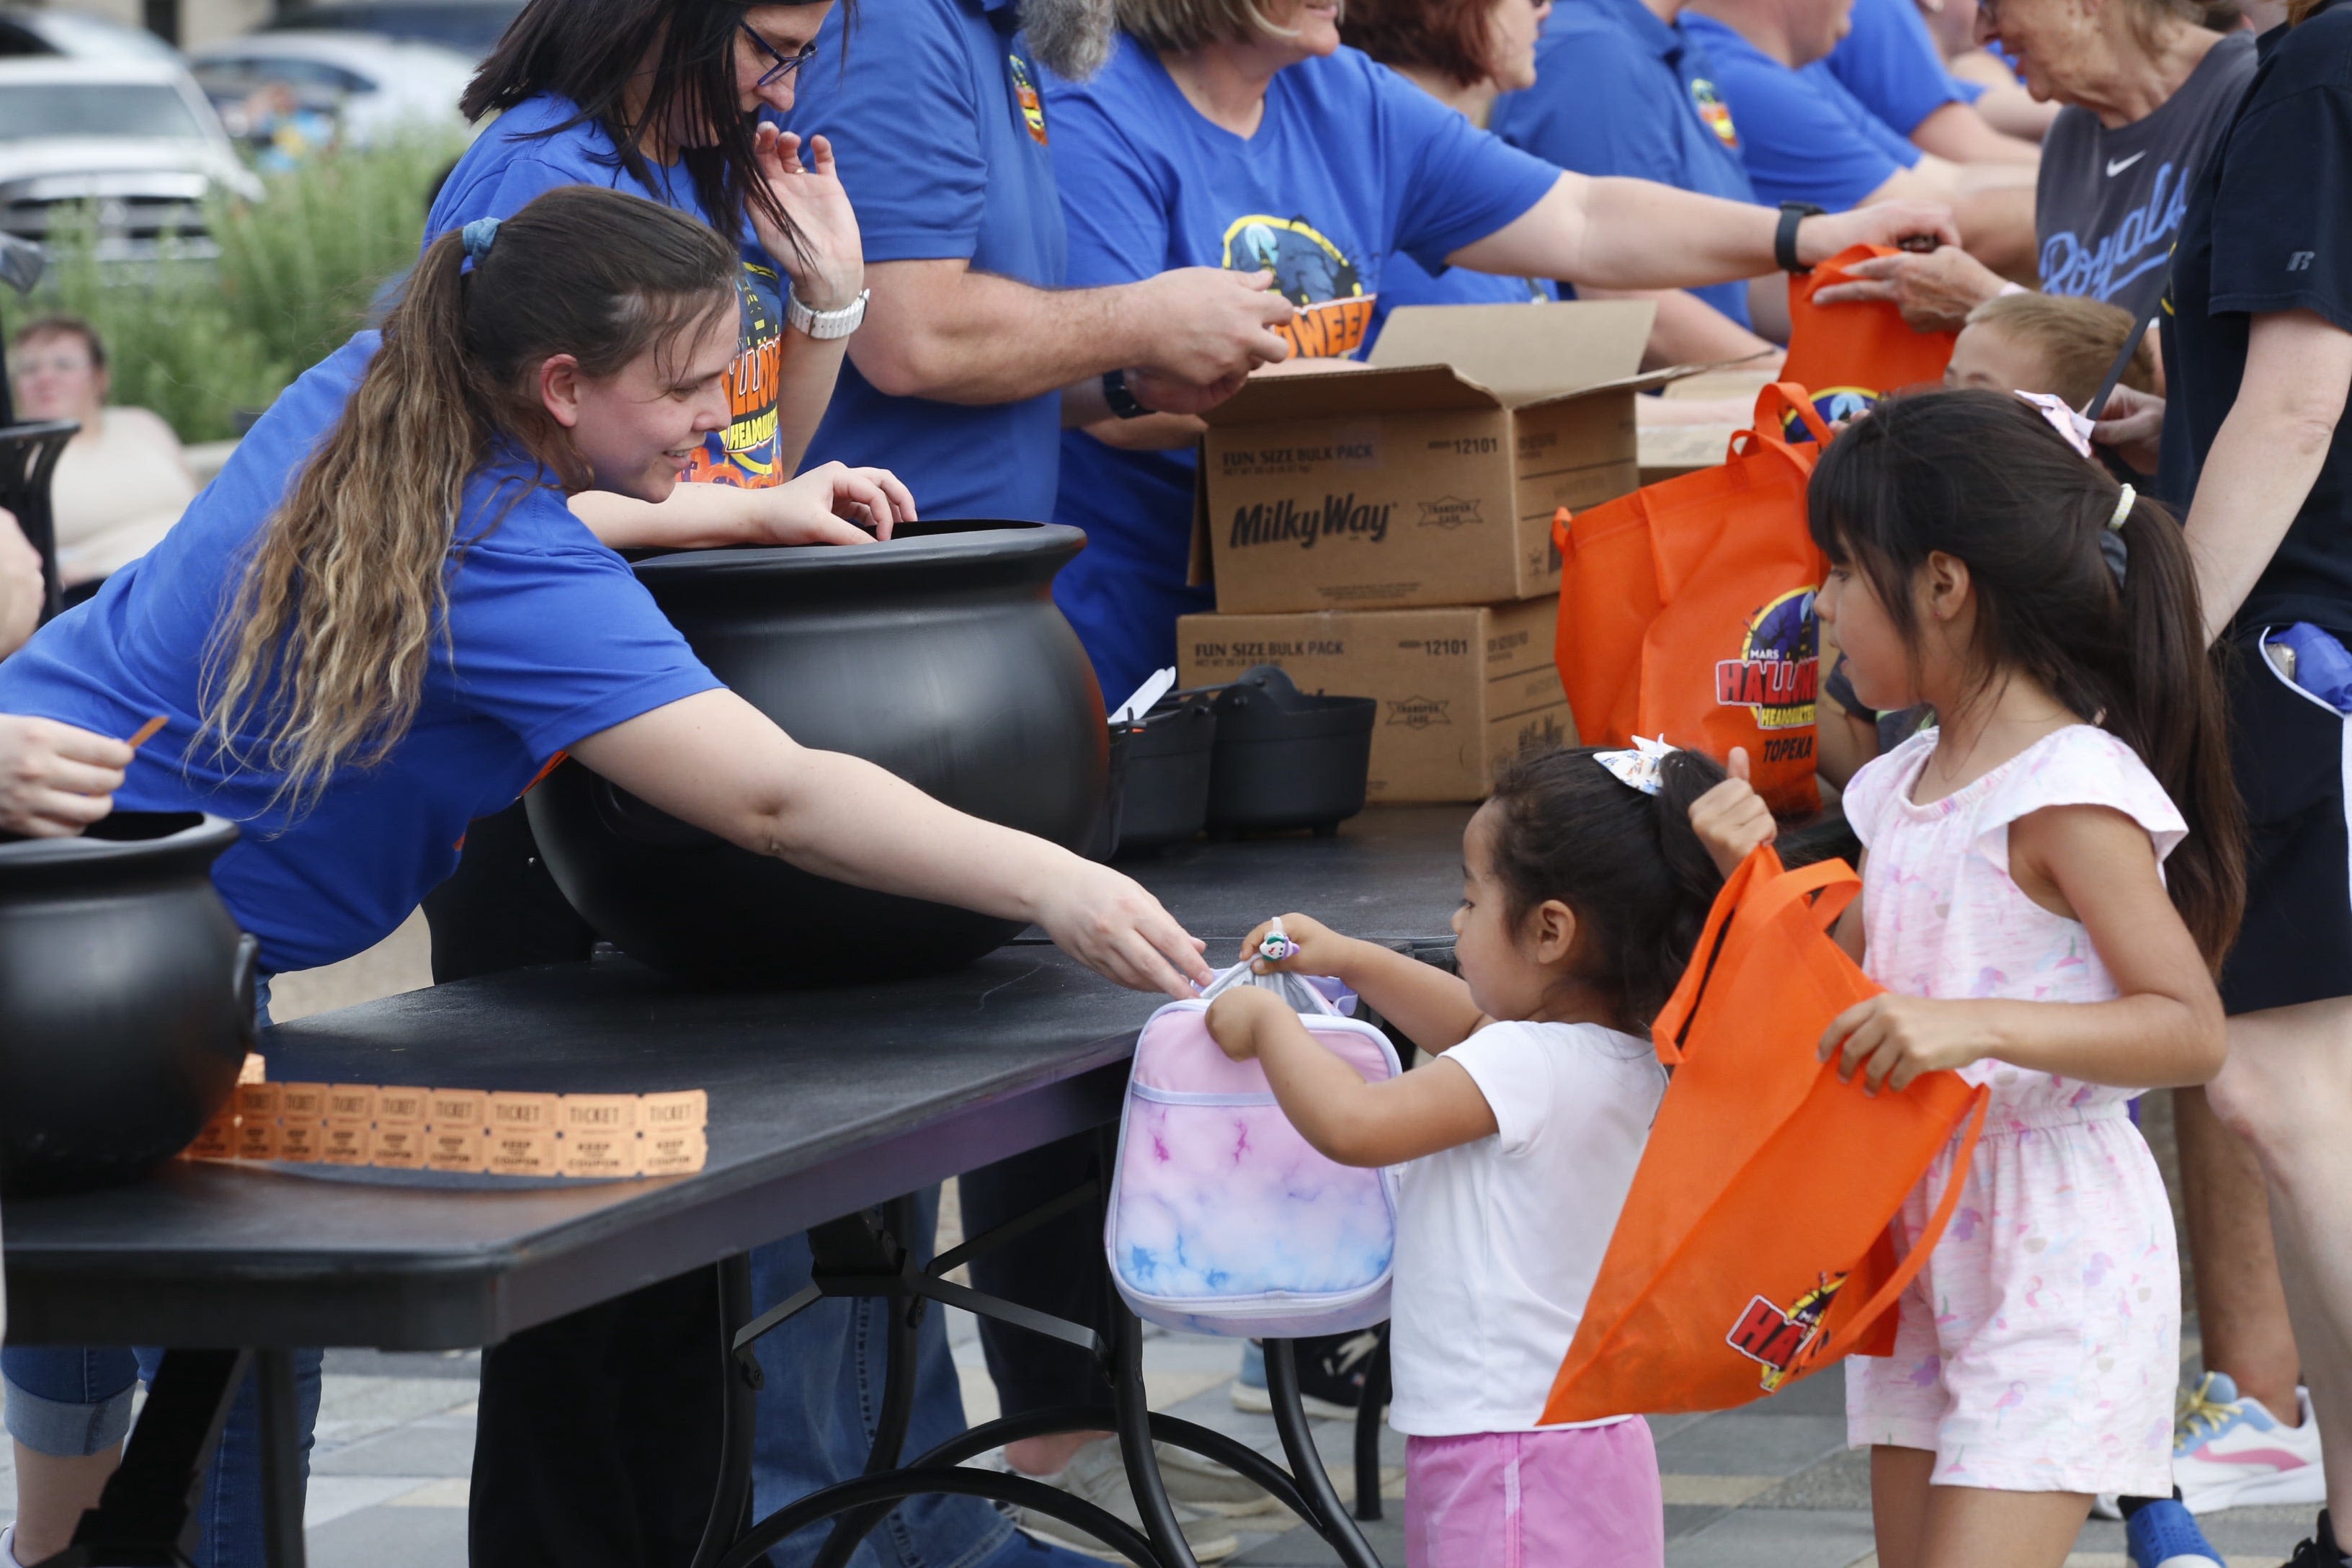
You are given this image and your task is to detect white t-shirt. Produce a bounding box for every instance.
[1387,1018,1667,1436]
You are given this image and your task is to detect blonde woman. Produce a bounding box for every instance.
[0,185,1209,1568]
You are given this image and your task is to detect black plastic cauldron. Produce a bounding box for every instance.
[527,521,1106,985]
[0,811,257,1195]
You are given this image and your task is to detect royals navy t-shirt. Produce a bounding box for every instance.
[0,334,721,974]
[1490,0,1760,329]
[1682,12,1922,211]
[2158,2,2352,636]
[1042,40,1558,702]
[785,0,1069,522]
[2035,32,2254,313]
[1825,0,1977,136]
[428,96,792,489]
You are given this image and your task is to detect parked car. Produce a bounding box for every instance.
[0,58,262,261]
[192,32,473,148]
[259,1,520,58]
[0,7,183,64]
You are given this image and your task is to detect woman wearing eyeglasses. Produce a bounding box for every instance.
[434,0,896,547]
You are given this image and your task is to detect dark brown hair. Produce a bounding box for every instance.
[1964,291,2156,410]
[1809,388,2245,968]
[10,315,105,372]
[1483,745,1730,1033]
[463,0,840,262]
[202,186,738,811]
[1340,0,1502,88]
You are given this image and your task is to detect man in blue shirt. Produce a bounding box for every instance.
[787,0,1293,525]
[1489,0,1786,360]
[1825,0,2043,162]
[776,1,1291,1561]
[1685,0,2039,275]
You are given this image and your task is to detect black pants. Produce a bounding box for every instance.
[428,802,737,1567]
[958,1133,1116,1420]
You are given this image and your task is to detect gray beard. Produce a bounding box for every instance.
[1021,0,1117,80]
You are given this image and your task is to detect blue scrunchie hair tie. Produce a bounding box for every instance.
[460,216,500,264]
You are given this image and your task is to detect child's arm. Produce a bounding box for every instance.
[1820,804,2224,1092]
[1234,913,1490,1054]
[1206,986,1500,1167]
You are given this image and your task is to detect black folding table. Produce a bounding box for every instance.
[1,806,1474,1568]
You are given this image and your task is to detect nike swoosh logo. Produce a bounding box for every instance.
[2106,152,2147,177]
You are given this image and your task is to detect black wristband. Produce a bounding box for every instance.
[1776,202,1825,274]
[1102,369,1149,419]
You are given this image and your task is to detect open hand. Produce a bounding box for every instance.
[751,124,864,313]
[1035,861,1212,999]
[0,714,131,837]
[1819,993,1987,1093]
[743,461,916,545]
[1688,748,1776,878]
[1206,984,1290,1061]
[1807,247,2005,334]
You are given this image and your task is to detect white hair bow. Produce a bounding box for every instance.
[1594,735,1678,796]
[2016,391,2095,460]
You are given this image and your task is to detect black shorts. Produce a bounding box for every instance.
[2219,630,2352,1015]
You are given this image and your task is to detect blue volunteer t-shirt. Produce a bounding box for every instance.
[1489,0,1760,329]
[1363,257,1554,356]
[1683,12,1921,211]
[428,95,793,489]
[785,0,1068,521]
[1043,39,1559,703]
[1825,0,1972,136]
[0,334,721,975]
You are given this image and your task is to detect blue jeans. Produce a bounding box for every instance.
[748,1185,1015,1568]
[0,975,326,1568]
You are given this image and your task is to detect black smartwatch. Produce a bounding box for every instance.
[1102,369,1149,419]
[1776,201,1826,275]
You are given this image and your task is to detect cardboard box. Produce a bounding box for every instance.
[1196,300,1683,616]
[1176,598,1576,803]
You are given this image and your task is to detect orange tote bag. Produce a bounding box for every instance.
[1779,243,1960,435]
[1551,383,1833,815]
[1541,846,1990,1425]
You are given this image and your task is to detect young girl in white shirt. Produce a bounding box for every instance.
[1206,743,1752,1568]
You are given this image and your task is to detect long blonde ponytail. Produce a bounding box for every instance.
[199,186,738,812]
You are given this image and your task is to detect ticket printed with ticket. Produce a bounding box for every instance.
[184,1064,708,1179]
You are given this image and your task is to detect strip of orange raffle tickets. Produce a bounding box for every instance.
[184,1056,708,1179]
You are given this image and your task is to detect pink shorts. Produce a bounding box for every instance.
[1404,1420,1664,1568]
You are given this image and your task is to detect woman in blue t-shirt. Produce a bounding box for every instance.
[0,188,1210,1568]
[438,0,886,543]
[1043,0,1958,705]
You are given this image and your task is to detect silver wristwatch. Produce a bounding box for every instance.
[786,288,869,340]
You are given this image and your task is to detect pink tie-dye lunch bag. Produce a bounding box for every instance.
[1105,960,1404,1338]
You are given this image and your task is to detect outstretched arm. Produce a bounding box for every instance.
[569,689,1213,998]
[1206,986,1499,1167]
[1446,172,1957,293]
[1233,914,1489,1054]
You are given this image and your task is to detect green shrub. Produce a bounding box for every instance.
[19,136,464,444]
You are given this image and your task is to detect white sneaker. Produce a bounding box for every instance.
[1008,1436,1242,1562]
[1153,1442,1289,1518]
[2171,1372,2330,1515]
[1,1525,29,1568]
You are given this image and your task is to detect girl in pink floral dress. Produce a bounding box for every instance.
[1698,389,2245,1568]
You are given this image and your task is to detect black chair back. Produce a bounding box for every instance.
[0,419,81,625]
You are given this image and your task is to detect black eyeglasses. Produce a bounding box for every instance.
[739,22,816,89]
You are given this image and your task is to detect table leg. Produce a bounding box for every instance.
[254,1351,307,1568]
[1264,1341,1384,1568]
[1108,1305,1197,1568]
[1352,1326,1391,1521]
[693,1255,760,1568]
[44,1348,247,1568]
[809,1195,925,1568]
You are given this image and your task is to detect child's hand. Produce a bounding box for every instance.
[1819,994,1987,1093]
[1238,912,1350,975]
[1688,748,1777,878]
[1206,984,1291,1061]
